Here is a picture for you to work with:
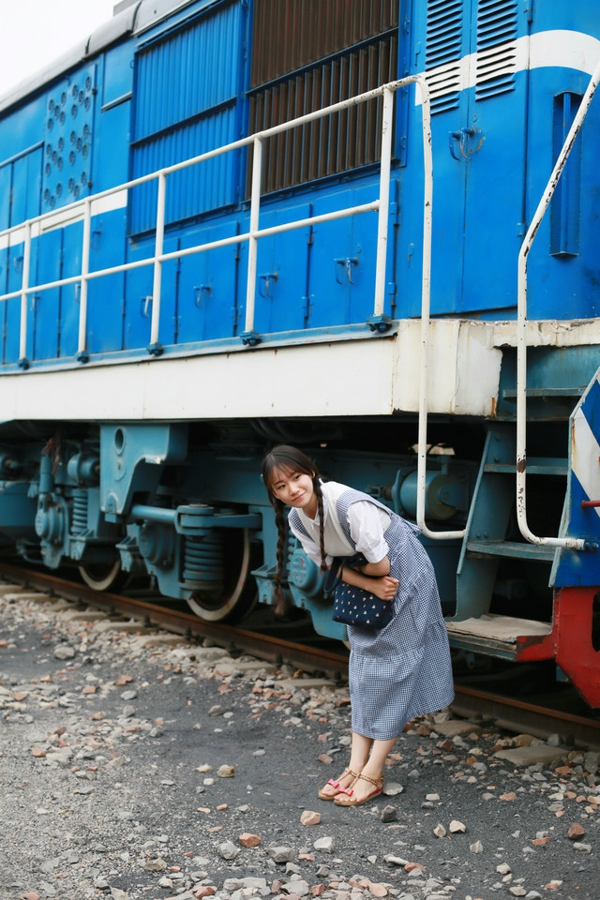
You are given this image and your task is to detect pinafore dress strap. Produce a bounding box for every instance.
[288,507,311,541]
[335,488,421,548]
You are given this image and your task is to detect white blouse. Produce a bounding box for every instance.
[290,480,390,567]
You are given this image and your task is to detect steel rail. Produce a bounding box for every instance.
[452,684,600,751]
[0,563,348,676]
[2,562,600,748]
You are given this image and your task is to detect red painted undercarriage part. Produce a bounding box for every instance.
[515,587,600,708]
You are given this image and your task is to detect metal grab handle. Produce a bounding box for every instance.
[194,285,212,307]
[258,272,278,298]
[449,127,475,160]
[141,295,152,318]
[334,257,358,285]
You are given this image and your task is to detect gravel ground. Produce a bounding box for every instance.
[0,583,598,900]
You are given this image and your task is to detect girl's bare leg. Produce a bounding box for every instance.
[319,732,372,798]
[345,735,396,802]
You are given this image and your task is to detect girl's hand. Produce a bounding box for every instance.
[370,576,399,601]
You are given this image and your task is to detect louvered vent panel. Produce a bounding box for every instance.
[476,0,518,100]
[251,0,398,87]
[425,0,463,113]
[130,1,243,233]
[249,35,397,193]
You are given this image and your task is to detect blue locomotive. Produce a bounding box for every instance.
[1,0,599,705]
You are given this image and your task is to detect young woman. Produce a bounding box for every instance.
[262,444,454,807]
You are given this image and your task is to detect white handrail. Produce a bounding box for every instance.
[244,136,263,336]
[413,79,464,541]
[149,172,167,351]
[515,58,600,552]
[77,198,92,359]
[373,86,395,318]
[18,221,32,363]
[0,76,430,361]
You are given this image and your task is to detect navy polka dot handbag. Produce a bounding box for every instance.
[323,554,394,629]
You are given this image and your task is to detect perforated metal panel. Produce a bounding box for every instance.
[43,66,95,210]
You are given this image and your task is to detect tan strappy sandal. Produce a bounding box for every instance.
[333,772,384,806]
[317,767,359,801]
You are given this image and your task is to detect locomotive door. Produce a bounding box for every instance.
[174,221,241,344]
[252,203,313,334]
[31,219,81,361]
[310,186,381,328]
[416,0,529,315]
[0,147,43,364]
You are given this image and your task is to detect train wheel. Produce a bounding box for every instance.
[187,530,256,623]
[78,557,127,593]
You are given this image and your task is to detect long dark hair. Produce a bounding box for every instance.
[262,445,327,614]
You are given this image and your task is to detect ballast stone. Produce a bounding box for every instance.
[92,619,145,633]
[267,846,294,863]
[53,644,76,660]
[430,720,481,738]
[494,745,565,767]
[313,836,335,853]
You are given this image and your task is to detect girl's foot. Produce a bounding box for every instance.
[318,767,359,800]
[333,772,384,806]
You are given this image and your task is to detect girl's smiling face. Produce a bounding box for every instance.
[269,466,318,518]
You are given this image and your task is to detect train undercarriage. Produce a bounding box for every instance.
[1,350,599,707]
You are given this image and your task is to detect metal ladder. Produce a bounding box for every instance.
[453,422,564,622]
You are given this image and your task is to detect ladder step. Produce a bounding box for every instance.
[466,540,556,561]
[484,457,568,476]
[446,614,553,660]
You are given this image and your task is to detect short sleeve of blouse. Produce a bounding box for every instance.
[347,501,390,562]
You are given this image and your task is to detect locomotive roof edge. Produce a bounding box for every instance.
[0,0,200,116]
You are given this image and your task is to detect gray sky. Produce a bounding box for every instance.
[0,0,116,96]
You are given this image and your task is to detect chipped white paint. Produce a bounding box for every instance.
[415,31,600,107]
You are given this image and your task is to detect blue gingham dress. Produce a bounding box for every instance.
[290,485,454,740]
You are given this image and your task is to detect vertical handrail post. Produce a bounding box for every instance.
[18,221,32,369]
[415,77,463,539]
[149,171,167,355]
[77,198,92,361]
[515,59,600,551]
[372,87,395,320]
[242,136,263,346]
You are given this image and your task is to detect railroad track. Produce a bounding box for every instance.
[2,561,600,750]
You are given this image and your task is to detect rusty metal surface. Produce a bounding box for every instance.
[251,0,398,88]
[451,684,600,750]
[0,563,349,676]
[249,0,398,192]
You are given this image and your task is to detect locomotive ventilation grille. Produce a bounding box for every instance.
[249,0,399,193]
[425,0,518,113]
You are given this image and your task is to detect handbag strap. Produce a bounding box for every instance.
[323,557,349,597]
[323,553,368,598]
